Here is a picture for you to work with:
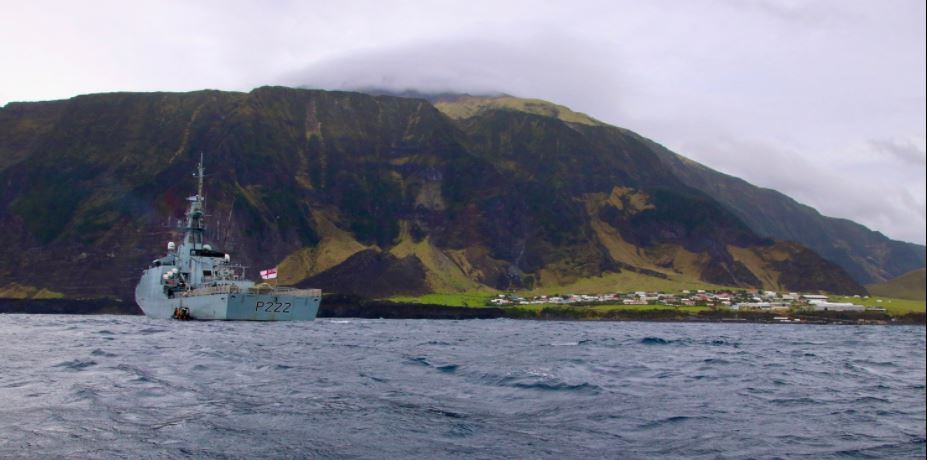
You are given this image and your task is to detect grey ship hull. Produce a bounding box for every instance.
[136,269,321,321]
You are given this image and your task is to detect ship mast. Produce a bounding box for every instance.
[183,153,207,250]
[197,152,205,203]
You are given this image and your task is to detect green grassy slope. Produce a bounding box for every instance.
[831,295,925,315]
[865,268,926,300]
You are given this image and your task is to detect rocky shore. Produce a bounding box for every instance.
[1,296,923,325]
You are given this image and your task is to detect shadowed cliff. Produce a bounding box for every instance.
[0,87,868,300]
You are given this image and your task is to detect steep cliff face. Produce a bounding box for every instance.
[0,87,866,299]
[432,93,925,286]
[641,139,925,284]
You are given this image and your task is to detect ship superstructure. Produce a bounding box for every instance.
[134,155,321,320]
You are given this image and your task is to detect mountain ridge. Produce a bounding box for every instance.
[0,87,873,300]
[427,93,925,285]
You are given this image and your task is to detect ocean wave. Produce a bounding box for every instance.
[90,348,118,357]
[406,356,459,373]
[638,415,710,429]
[503,378,600,393]
[53,359,97,370]
[1,316,923,458]
[473,370,602,394]
[640,336,674,345]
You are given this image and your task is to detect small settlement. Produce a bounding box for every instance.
[489,289,882,313]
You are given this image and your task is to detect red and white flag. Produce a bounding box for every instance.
[260,268,278,280]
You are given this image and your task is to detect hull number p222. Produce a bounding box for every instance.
[256,301,291,313]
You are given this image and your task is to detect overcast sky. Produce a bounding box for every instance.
[2,0,925,244]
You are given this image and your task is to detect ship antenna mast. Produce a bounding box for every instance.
[197,152,205,202]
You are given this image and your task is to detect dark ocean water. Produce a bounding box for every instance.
[0,316,924,459]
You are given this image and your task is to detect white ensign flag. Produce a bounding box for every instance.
[260,268,278,280]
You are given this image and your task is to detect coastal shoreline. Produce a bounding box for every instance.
[1,297,923,325]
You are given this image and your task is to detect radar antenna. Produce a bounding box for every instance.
[196,152,205,201]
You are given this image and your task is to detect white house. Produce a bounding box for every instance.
[809,301,865,312]
[803,294,829,301]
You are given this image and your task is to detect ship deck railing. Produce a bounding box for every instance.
[180,285,321,298]
[247,286,322,297]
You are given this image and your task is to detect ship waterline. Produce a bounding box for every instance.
[135,277,322,321]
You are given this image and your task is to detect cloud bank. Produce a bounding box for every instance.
[2,0,925,243]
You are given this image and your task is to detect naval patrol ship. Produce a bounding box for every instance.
[135,156,321,320]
